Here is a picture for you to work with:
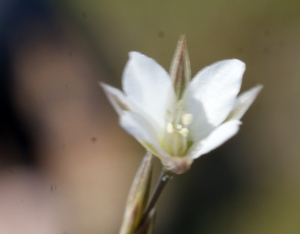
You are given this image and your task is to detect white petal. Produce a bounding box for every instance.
[120,112,192,174]
[188,120,241,159]
[184,59,245,127]
[100,82,130,115]
[122,52,176,129]
[120,111,169,158]
[227,85,263,120]
[182,91,214,143]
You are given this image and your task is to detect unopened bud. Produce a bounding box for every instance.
[169,35,191,99]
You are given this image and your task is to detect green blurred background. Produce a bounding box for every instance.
[1,0,300,233]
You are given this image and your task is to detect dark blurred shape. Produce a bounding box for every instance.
[159,143,242,233]
[0,0,55,167]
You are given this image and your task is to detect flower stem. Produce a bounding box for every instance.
[135,167,173,233]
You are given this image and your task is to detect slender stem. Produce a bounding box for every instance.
[135,167,173,234]
[145,168,173,218]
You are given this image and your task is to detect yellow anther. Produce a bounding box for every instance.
[179,128,189,137]
[166,123,174,133]
[182,113,193,125]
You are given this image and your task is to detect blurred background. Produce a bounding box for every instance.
[0,0,300,233]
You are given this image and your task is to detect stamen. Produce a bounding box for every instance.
[166,123,174,133]
[179,134,187,155]
[173,134,179,156]
[182,113,193,125]
[174,112,181,125]
[164,100,192,156]
[176,124,182,130]
[176,100,184,109]
[179,128,189,137]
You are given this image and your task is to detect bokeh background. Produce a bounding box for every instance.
[0,0,300,233]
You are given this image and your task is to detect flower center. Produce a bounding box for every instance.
[163,100,193,156]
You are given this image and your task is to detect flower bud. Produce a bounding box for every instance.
[169,35,191,99]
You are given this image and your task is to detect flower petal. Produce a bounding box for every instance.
[120,111,169,158]
[100,82,130,115]
[120,112,192,174]
[184,59,245,127]
[122,52,176,129]
[182,91,214,143]
[226,84,263,120]
[188,120,241,159]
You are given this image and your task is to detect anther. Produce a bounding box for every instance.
[182,113,193,125]
[176,124,182,130]
[166,123,174,133]
[179,128,189,137]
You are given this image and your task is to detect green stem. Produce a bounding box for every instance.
[135,168,173,234]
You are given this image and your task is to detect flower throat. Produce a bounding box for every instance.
[164,100,193,156]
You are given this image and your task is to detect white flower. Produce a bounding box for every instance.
[101,38,262,174]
